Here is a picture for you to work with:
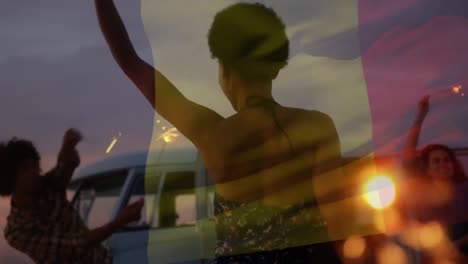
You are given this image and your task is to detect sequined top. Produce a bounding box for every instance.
[213,193,329,257]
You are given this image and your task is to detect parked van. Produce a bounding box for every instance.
[68,148,216,264]
[67,147,468,264]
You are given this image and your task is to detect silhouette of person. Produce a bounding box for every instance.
[1,129,144,263]
[95,1,352,263]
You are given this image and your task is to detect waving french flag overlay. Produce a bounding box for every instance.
[139,1,468,262]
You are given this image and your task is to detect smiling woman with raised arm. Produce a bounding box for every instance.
[401,95,468,260]
[94,1,353,263]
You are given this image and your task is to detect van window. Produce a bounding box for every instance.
[75,170,127,229]
[157,171,197,228]
[125,167,161,228]
[122,169,197,229]
[157,171,196,228]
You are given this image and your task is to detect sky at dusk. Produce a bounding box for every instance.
[1,0,467,262]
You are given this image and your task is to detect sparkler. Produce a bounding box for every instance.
[154,117,179,144]
[105,132,122,154]
[452,85,461,94]
[431,85,464,97]
[156,128,179,143]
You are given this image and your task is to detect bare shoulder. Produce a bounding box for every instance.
[272,107,339,147]
[304,109,334,123]
[284,107,336,131]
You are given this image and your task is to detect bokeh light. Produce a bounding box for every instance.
[418,222,444,249]
[343,235,366,259]
[364,176,396,209]
[377,243,409,264]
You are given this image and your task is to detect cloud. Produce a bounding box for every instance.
[0,44,155,170]
[0,0,156,166]
[2,0,467,170]
[139,0,468,157]
[0,0,151,62]
[140,0,375,155]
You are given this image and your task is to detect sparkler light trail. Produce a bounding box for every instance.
[105,132,122,154]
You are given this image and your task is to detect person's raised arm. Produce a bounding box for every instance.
[404,95,430,159]
[57,128,82,184]
[44,129,82,191]
[94,0,223,144]
[94,0,152,104]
